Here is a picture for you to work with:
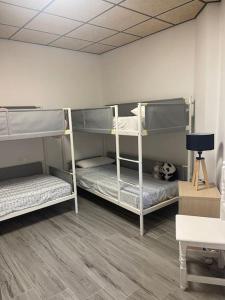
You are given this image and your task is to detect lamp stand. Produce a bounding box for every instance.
[192,151,209,191]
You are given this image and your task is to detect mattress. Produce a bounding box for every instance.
[76,165,178,209]
[0,174,72,217]
[113,116,144,131]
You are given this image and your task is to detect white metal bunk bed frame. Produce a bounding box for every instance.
[113,98,194,235]
[74,98,194,235]
[0,108,78,222]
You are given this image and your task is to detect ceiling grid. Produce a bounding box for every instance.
[0,0,220,54]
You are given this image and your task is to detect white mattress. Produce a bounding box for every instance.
[113,116,144,131]
[0,174,72,217]
[76,165,178,209]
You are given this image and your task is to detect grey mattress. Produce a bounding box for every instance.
[76,165,178,209]
[0,174,72,217]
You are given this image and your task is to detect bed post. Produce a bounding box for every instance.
[66,108,78,214]
[114,105,121,204]
[42,137,48,174]
[187,97,194,181]
[138,103,144,236]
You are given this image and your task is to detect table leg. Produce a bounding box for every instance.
[179,242,188,290]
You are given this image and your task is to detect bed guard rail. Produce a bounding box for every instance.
[113,98,188,133]
[72,107,114,134]
[144,98,187,133]
[72,98,188,135]
[0,108,66,141]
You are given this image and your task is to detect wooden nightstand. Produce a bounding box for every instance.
[178,181,220,218]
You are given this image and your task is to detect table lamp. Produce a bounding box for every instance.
[186,133,214,190]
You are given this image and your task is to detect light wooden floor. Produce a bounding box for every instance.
[0,191,225,300]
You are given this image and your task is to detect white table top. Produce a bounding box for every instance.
[176,215,225,245]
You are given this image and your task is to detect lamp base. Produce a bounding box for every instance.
[192,157,209,191]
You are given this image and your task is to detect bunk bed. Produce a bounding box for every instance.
[0,108,77,222]
[72,98,194,235]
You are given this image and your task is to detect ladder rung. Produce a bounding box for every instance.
[118,156,139,163]
[119,179,139,188]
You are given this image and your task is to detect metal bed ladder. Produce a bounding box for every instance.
[114,103,144,236]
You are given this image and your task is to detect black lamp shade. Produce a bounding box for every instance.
[186,133,214,151]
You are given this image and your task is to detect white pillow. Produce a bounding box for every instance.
[131,106,145,118]
[76,156,115,168]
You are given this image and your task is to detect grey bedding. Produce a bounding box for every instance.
[0,174,72,217]
[76,165,178,209]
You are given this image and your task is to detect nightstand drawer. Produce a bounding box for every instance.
[178,181,220,218]
[179,196,220,218]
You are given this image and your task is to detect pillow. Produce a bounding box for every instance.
[131,106,145,118]
[76,156,115,168]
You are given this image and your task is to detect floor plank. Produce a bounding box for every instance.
[56,234,139,299]
[0,233,66,299]
[49,288,79,300]
[27,232,101,300]
[127,289,158,300]
[0,195,225,300]
[14,289,41,300]
[86,289,115,300]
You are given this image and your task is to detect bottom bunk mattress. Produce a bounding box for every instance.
[0,174,72,217]
[76,165,178,209]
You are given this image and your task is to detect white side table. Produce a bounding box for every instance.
[176,215,225,289]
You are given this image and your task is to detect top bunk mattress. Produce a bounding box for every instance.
[76,165,178,209]
[0,174,72,217]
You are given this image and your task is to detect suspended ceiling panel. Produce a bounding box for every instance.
[0,0,220,55]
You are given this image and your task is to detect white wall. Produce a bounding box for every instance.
[191,1,225,188]
[216,0,225,190]
[194,3,221,182]
[101,22,195,104]
[0,40,104,167]
[0,40,103,108]
[101,22,196,166]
